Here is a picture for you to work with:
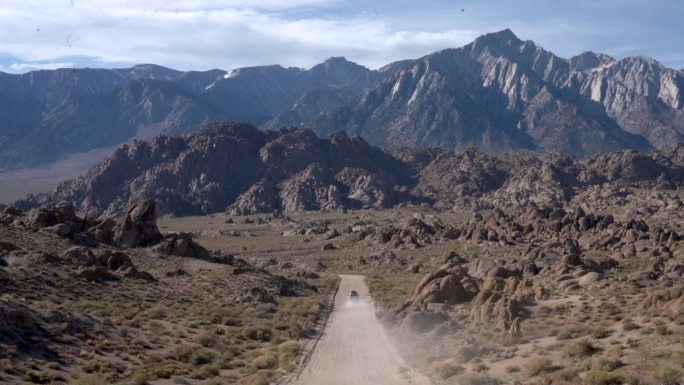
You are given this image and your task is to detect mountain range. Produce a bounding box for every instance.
[15,121,684,217]
[1,29,683,171]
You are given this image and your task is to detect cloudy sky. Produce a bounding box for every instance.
[0,0,682,73]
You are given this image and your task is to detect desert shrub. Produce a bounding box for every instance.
[279,352,297,372]
[191,348,217,365]
[583,370,625,385]
[168,378,192,385]
[244,303,277,319]
[591,326,611,339]
[253,354,278,370]
[649,365,683,385]
[555,329,572,340]
[81,359,128,379]
[556,325,586,340]
[142,354,165,366]
[72,300,109,312]
[656,324,669,335]
[565,339,597,357]
[239,364,257,377]
[455,373,501,385]
[73,374,108,385]
[453,346,484,363]
[224,317,242,326]
[121,305,142,320]
[305,303,321,322]
[125,371,148,385]
[144,305,168,320]
[241,326,272,341]
[26,371,56,384]
[197,331,218,348]
[505,365,520,373]
[287,321,306,339]
[430,360,465,380]
[556,329,574,341]
[552,367,580,382]
[524,357,556,377]
[152,363,185,379]
[621,318,639,331]
[592,355,622,371]
[0,358,13,373]
[273,322,288,331]
[279,340,300,355]
[190,364,219,380]
[203,379,229,385]
[208,309,226,324]
[653,318,666,326]
[277,341,300,372]
[171,344,194,363]
[245,370,274,385]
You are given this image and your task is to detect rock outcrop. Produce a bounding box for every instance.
[3,200,215,267]
[391,197,684,338]
[112,200,163,248]
[403,260,531,336]
[16,121,684,217]
[640,286,684,317]
[153,233,211,260]
[411,263,475,306]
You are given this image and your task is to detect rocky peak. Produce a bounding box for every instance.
[222,65,295,82]
[463,29,570,96]
[466,29,567,75]
[308,57,369,87]
[591,55,667,86]
[469,29,523,52]
[619,55,664,74]
[569,51,616,72]
[378,59,414,74]
[115,64,182,81]
[580,55,683,119]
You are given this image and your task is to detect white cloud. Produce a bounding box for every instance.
[3,0,679,72]
[7,62,75,72]
[0,0,478,72]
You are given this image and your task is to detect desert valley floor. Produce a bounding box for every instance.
[3,192,684,385]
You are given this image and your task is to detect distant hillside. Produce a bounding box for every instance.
[16,121,684,217]
[0,58,396,170]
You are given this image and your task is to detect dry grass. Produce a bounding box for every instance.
[583,369,626,385]
[455,373,502,385]
[453,346,488,364]
[524,356,557,377]
[565,339,597,358]
[590,326,612,339]
[429,360,465,380]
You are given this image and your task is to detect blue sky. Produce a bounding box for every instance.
[0,0,682,73]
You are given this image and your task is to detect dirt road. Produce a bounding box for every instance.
[291,274,431,385]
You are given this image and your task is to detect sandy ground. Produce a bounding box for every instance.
[290,275,431,385]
